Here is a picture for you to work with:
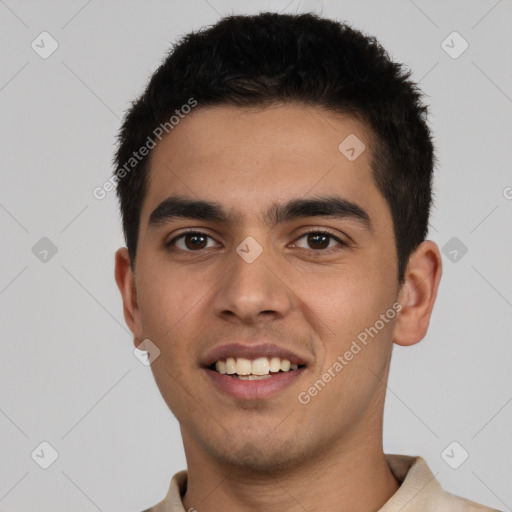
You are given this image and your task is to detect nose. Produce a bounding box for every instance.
[212,241,294,324]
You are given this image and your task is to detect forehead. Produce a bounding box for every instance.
[142,104,385,224]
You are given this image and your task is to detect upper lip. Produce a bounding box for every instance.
[201,343,311,368]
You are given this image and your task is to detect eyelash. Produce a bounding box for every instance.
[166,228,348,253]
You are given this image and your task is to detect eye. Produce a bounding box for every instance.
[291,230,346,251]
[166,228,348,253]
[167,231,218,251]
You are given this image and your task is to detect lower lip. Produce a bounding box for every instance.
[203,368,306,400]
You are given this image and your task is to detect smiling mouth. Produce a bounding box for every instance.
[208,356,306,380]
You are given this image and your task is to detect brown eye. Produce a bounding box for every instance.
[168,231,216,251]
[307,233,330,249]
[183,233,208,250]
[293,230,345,251]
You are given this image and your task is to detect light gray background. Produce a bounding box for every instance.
[1,0,511,511]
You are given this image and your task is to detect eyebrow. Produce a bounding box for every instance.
[148,194,372,231]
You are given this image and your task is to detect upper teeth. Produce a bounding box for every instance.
[215,357,300,375]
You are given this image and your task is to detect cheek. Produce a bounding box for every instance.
[296,269,396,414]
[137,266,205,415]
[295,260,397,365]
[299,259,392,324]
[136,262,207,344]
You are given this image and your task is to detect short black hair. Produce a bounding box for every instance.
[113,11,435,283]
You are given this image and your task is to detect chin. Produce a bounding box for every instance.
[210,437,305,475]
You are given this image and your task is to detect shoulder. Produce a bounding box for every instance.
[383,453,502,512]
[431,486,502,511]
[140,469,188,512]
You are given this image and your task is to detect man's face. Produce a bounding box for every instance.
[126,104,402,471]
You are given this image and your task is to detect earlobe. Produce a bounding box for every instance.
[392,240,443,347]
[114,248,142,345]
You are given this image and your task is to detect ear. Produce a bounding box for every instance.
[392,240,442,347]
[114,247,143,349]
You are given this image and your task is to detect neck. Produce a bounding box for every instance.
[181,429,400,512]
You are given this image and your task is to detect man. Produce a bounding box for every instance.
[113,11,500,512]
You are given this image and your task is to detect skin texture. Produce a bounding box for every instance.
[115,104,442,512]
